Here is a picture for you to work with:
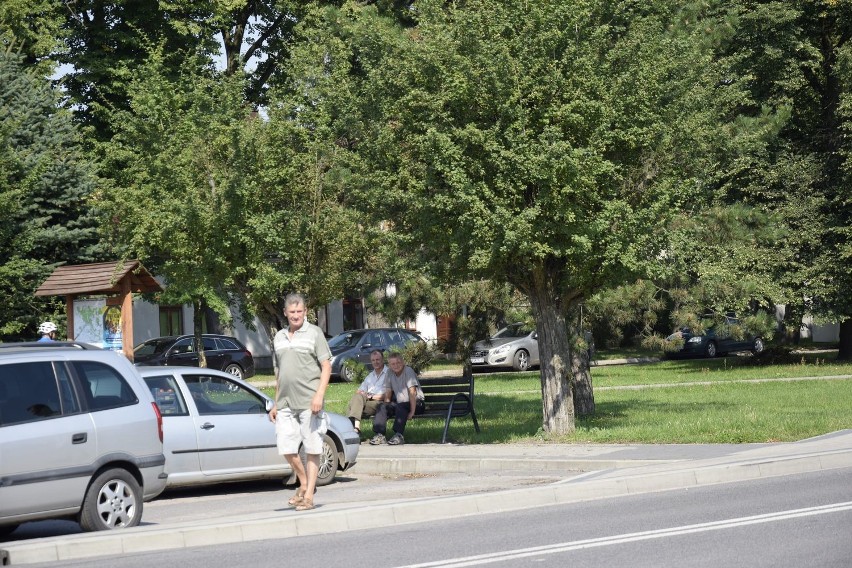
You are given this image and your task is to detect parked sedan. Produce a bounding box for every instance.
[470,323,540,372]
[138,367,359,488]
[328,328,425,381]
[133,334,255,380]
[665,317,766,359]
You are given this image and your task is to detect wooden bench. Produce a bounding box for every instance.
[403,374,481,443]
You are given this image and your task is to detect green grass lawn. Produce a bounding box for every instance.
[256,352,852,445]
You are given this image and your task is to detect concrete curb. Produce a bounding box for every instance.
[4,433,851,565]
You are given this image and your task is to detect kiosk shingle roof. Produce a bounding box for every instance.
[35,261,163,296]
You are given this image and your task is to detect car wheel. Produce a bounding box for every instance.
[704,341,717,358]
[340,361,355,383]
[299,434,340,487]
[79,468,142,531]
[224,363,244,381]
[752,337,765,354]
[512,349,530,371]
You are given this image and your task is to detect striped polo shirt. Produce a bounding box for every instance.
[273,321,331,410]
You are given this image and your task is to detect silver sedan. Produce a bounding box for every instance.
[469,323,540,371]
[138,367,359,489]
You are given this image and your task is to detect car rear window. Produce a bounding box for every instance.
[216,338,240,350]
[71,361,138,411]
[143,374,189,416]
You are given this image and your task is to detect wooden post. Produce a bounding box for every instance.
[121,277,134,361]
[66,295,76,341]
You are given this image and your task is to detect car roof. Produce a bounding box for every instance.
[333,328,420,334]
[0,341,105,356]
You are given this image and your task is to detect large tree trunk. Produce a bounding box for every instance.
[570,333,595,417]
[528,284,575,435]
[838,318,852,361]
[566,308,595,416]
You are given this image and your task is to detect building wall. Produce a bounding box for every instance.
[415,308,438,344]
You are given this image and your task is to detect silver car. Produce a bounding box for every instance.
[0,343,168,537]
[138,367,359,488]
[469,323,540,371]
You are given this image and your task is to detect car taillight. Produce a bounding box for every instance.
[151,402,163,443]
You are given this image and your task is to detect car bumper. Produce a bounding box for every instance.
[469,351,513,368]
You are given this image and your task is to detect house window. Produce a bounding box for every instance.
[159,307,183,336]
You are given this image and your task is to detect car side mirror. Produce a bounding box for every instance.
[265,399,274,412]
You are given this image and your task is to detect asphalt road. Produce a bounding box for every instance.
[18,468,852,568]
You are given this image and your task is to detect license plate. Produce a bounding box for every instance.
[470,357,485,364]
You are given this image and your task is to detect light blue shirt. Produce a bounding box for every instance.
[359,366,390,396]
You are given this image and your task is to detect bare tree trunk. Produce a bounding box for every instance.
[838,318,852,361]
[528,285,575,435]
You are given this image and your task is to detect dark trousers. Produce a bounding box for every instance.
[373,399,425,436]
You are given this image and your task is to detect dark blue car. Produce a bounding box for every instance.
[327,328,424,381]
[665,317,765,359]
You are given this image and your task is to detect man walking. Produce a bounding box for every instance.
[268,293,331,511]
[346,349,391,435]
[369,352,425,446]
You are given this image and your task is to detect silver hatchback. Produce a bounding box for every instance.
[138,367,359,489]
[0,343,167,537]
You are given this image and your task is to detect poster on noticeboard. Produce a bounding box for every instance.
[73,299,123,352]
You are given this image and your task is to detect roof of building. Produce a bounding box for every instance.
[35,260,163,296]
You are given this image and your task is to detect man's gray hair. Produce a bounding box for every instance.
[284,293,306,308]
[387,351,405,362]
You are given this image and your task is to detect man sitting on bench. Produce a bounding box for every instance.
[369,352,425,446]
[346,349,391,435]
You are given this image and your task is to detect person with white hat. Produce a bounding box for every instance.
[37,321,57,342]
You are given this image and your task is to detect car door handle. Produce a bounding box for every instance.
[200,422,215,430]
[72,433,87,444]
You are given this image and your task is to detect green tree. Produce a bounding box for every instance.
[0,51,103,339]
[350,0,713,433]
[101,50,252,359]
[0,0,65,74]
[703,0,852,359]
[235,8,375,333]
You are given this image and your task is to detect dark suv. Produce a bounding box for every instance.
[133,334,255,380]
[327,328,425,381]
[0,342,167,536]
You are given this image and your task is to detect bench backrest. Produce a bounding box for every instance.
[419,375,474,417]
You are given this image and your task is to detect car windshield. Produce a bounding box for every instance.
[492,324,533,339]
[133,338,176,356]
[328,331,366,348]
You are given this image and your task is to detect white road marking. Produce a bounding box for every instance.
[399,501,852,568]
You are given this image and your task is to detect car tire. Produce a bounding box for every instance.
[340,361,355,383]
[224,363,244,381]
[299,433,340,487]
[704,341,717,358]
[752,337,765,354]
[512,349,530,371]
[79,468,142,531]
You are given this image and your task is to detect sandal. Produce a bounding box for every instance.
[295,498,315,511]
[288,489,306,507]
